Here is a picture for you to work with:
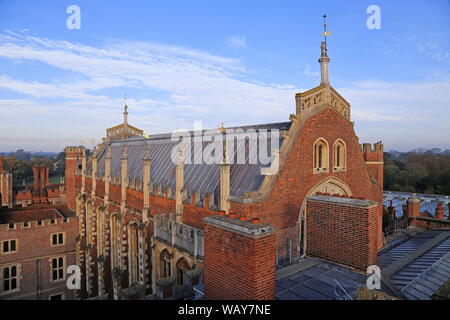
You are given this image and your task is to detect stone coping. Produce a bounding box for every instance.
[203,215,275,238]
[307,195,378,208]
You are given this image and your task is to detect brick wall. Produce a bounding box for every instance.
[229,108,382,249]
[0,216,79,300]
[306,195,379,272]
[203,215,276,300]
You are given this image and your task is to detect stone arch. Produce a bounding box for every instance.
[307,176,352,199]
[175,257,191,286]
[297,177,352,257]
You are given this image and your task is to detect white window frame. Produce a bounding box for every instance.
[0,264,20,295]
[1,239,18,255]
[50,256,66,283]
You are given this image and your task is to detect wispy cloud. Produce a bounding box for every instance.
[303,64,319,77]
[225,34,247,49]
[0,31,449,151]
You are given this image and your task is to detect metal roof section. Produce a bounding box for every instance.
[378,230,450,300]
[275,258,368,300]
[276,230,450,300]
[93,122,291,202]
[402,251,450,300]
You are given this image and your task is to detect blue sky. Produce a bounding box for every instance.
[0,0,449,152]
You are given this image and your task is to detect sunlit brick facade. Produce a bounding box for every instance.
[68,39,384,300]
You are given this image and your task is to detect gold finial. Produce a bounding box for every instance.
[218,122,225,133]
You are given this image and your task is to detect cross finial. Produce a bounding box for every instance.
[123,94,128,125]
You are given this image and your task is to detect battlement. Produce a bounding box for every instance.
[0,216,76,233]
[360,142,384,154]
[64,146,86,155]
[360,143,384,162]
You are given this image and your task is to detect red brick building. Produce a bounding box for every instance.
[66,37,384,300]
[0,157,13,208]
[0,157,66,208]
[0,205,78,300]
[0,160,77,300]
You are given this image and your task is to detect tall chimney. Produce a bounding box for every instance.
[435,202,444,220]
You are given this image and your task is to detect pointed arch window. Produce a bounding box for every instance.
[313,139,329,173]
[333,140,346,172]
[160,250,171,279]
[175,258,191,286]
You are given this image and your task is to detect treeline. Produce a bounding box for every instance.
[2,150,66,185]
[2,149,450,195]
[384,151,450,195]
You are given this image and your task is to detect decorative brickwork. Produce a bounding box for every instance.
[203,215,276,300]
[306,195,379,271]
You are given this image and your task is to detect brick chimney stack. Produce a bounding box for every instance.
[406,196,420,224]
[65,146,85,211]
[387,200,396,221]
[32,165,49,204]
[435,202,445,220]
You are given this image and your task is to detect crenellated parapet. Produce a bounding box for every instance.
[0,216,76,233]
[360,142,384,163]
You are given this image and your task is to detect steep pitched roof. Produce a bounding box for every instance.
[92,122,291,203]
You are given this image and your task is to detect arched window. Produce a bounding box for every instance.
[313,139,329,172]
[175,258,191,286]
[333,140,346,171]
[97,208,104,257]
[160,250,171,279]
[128,223,139,284]
[110,214,121,269]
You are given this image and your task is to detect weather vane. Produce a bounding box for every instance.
[322,14,331,43]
